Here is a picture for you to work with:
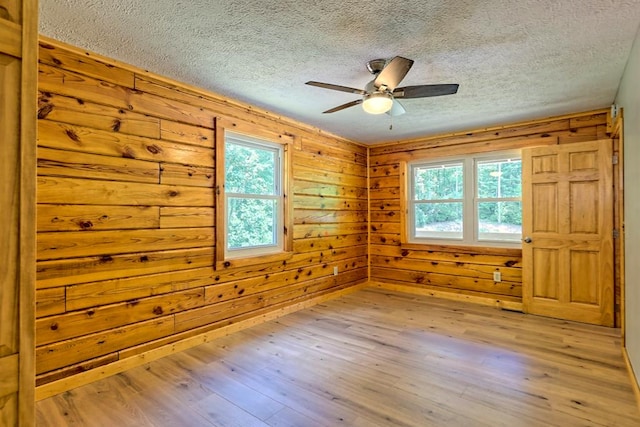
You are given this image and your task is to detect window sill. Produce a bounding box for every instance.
[401,242,522,257]
[215,250,293,270]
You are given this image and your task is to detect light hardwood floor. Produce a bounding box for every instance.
[35,288,640,426]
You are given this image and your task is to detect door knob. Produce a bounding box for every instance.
[523,237,532,243]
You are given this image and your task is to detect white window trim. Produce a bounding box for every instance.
[407,151,522,249]
[224,132,284,259]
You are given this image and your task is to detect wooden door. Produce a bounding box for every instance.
[522,140,614,326]
[0,0,37,425]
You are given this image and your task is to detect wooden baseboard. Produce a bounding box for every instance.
[368,281,523,312]
[35,282,367,401]
[623,347,640,411]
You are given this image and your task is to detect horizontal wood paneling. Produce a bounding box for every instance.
[37,204,160,232]
[65,267,215,311]
[293,234,367,252]
[38,119,214,167]
[370,254,522,282]
[36,289,206,346]
[293,195,367,211]
[294,150,366,177]
[369,111,610,302]
[37,248,215,289]
[160,163,214,187]
[294,209,368,225]
[35,354,119,388]
[370,115,601,156]
[38,176,214,206]
[174,270,366,333]
[39,63,216,128]
[36,317,175,374]
[35,38,367,390]
[35,288,65,317]
[159,207,214,228]
[295,165,366,187]
[38,41,135,87]
[159,120,214,147]
[371,244,522,267]
[293,223,368,239]
[38,146,160,183]
[37,228,215,260]
[38,91,161,139]
[293,180,366,199]
[203,256,368,305]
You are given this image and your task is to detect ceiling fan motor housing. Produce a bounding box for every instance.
[366,59,388,75]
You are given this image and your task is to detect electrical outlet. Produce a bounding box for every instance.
[493,271,501,282]
[333,266,338,276]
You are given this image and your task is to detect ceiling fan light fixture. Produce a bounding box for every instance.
[362,92,393,114]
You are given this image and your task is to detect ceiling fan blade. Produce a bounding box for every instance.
[323,99,363,114]
[306,81,366,95]
[386,99,406,117]
[374,56,414,91]
[393,84,459,99]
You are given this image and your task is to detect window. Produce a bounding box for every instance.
[225,133,282,257]
[215,118,293,265]
[475,157,522,243]
[411,160,465,240]
[408,152,522,247]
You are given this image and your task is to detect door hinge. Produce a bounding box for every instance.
[611,104,620,119]
[613,154,619,165]
[613,229,619,239]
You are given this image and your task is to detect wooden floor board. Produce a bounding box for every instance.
[36,287,640,426]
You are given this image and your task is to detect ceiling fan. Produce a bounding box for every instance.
[306,56,459,116]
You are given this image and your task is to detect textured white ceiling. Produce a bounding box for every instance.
[39,0,640,144]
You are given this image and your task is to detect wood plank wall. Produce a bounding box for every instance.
[34,38,368,388]
[368,111,619,318]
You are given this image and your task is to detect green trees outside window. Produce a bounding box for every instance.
[225,135,282,254]
[476,158,522,239]
[413,162,464,238]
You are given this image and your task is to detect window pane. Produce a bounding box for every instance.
[226,142,276,195]
[477,201,522,237]
[414,202,463,238]
[477,159,522,198]
[227,197,277,249]
[413,163,463,200]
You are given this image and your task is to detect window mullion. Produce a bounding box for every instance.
[414,199,464,204]
[477,197,521,202]
[464,157,475,244]
[227,193,279,200]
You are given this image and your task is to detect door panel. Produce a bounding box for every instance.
[532,183,558,232]
[532,248,559,299]
[570,181,599,233]
[523,140,613,326]
[569,250,599,304]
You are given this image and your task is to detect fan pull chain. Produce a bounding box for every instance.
[389,115,393,131]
